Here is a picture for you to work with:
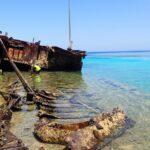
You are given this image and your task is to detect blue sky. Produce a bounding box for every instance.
[0,0,150,51]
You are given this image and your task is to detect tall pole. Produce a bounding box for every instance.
[68,0,72,50]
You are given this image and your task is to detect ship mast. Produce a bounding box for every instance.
[68,0,73,50]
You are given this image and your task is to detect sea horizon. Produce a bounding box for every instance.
[87,49,150,53]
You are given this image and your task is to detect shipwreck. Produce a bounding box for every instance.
[0,35,86,71]
[0,39,135,150]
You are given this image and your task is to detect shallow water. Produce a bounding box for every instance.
[0,51,150,149]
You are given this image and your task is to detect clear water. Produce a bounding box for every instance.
[0,51,150,149]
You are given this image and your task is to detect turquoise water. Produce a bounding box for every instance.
[84,51,150,93]
[82,51,150,149]
[0,51,150,149]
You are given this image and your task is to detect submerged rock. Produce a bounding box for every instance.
[34,108,134,149]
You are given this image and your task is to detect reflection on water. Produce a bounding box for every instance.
[0,76,3,82]
[0,71,89,149]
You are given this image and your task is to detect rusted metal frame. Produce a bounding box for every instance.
[0,38,34,93]
[50,49,85,58]
[17,49,20,60]
[36,92,56,100]
[12,48,15,58]
[34,108,134,149]
[36,45,41,60]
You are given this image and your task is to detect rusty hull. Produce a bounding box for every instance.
[34,108,134,150]
[0,35,86,71]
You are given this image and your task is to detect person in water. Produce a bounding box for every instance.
[33,64,41,74]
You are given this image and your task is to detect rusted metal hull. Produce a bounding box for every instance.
[34,108,134,149]
[0,59,31,71]
[1,57,83,71]
[0,35,86,71]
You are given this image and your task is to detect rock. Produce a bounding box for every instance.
[34,108,134,149]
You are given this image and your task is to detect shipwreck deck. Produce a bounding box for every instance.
[0,35,86,71]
